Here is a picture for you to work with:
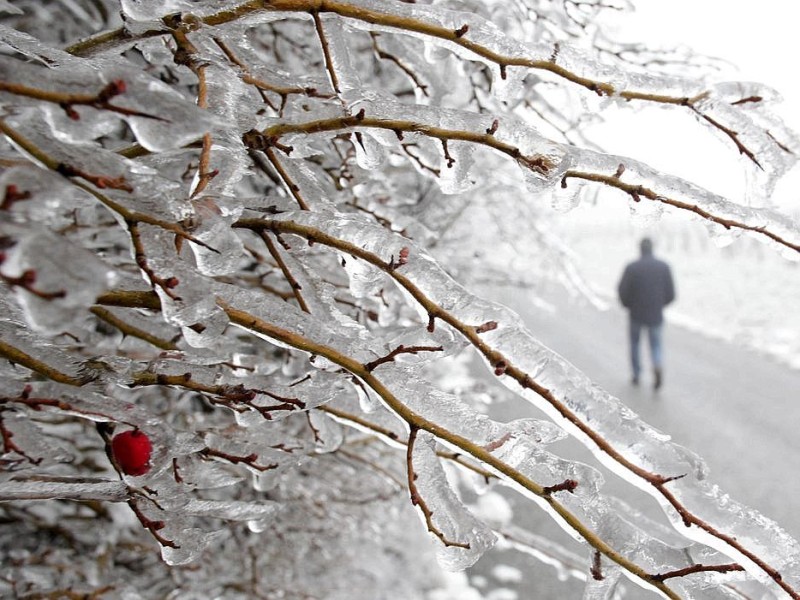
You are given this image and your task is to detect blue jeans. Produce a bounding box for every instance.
[629,319,663,379]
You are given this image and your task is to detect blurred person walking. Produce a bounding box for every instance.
[618,238,676,390]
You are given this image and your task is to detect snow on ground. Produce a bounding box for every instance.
[549,195,800,370]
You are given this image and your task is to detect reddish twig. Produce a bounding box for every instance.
[127,494,179,549]
[652,562,745,582]
[0,79,166,122]
[200,447,278,472]
[364,344,444,372]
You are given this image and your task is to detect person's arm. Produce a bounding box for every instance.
[618,266,631,307]
[664,264,676,305]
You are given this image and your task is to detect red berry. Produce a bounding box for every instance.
[111,430,152,476]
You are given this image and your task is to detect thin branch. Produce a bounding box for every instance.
[257,230,310,313]
[127,494,180,549]
[364,344,444,372]
[0,340,84,386]
[370,32,429,96]
[652,562,745,583]
[312,11,341,96]
[131,371,306,419]
[0,79,165,121]
[128,220,182,300]
[253,112,555,175]
[229,219,796,596]
[562,169,800,254]
[200,447,278,472]
[406,426,470,549]
[89,306,179,350]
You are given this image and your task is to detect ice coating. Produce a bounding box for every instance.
[410,430,497,570]
[566,146,800,248]
[2,0,800,597]
[1,226,117,332]
[252,207,800,588]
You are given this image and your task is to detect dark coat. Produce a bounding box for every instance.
[618,253,675,325]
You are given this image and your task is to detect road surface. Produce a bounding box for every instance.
[467,286,800,599]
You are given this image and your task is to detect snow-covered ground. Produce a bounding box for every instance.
[550,195,800,370]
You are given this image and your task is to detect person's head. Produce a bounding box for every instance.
[640,237,653,256]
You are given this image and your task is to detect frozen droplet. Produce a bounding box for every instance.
[706,221,741,249]
[247,518,270,533]
[628,196,664,228]
[439,141,476,195]
[180,306,229,349]
[189,221,245,277]
[492,65,525,103]
[550,181,583,213]
[160,527,217,566]
[353,131,386,170]
[308,410,343,453]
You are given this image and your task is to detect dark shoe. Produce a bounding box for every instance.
[654,369,663,390]
[631,375,639,386]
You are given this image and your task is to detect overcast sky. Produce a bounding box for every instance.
[591,2,800,208]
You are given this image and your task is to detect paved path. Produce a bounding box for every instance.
[468,287,800,599]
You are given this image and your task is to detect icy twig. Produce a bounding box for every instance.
[168,25,218,198]
[364,344,444,372]
[252,112,555,175]
[0,266,66,301]
[0,477,128,502]
[200,447,278,472]
[406,426,471,549]
[256,230,310,313]
[320,405,495,481]
[128,220,182,300]
[127,493,180,549]
[0,410,41,465]
[0,120,220,250]
[241,132,310,210]
[652,562,745,583]
[312,11,342,96]
[562,169,800,254]
[370,32,429,96]
[230,217,799,596]
[131,371,307,419]
[0,341,85,386]
[89,306,179,351]
[0,79,165,122]
[65,1,776,166]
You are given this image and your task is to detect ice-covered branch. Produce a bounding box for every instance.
[63,0,793,170]
[2,1,799,597]
[232,212,800,595]
[0,78,164,122]
[215,298,684,597]
[562,166,800,253]
[248,109,800,253]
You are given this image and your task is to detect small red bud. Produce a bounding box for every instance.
[111,429,153,476]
